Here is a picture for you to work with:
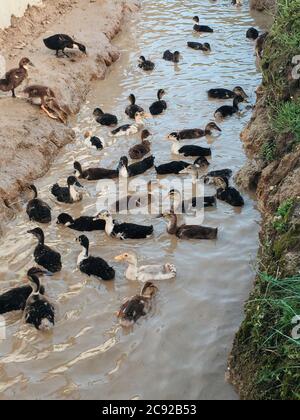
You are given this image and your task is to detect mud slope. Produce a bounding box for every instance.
[0,0,139,230]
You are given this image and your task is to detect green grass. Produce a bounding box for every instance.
[273,199,295,233]
[261,140,277,163]
[272,99,300,146]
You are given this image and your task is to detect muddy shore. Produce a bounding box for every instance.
[0,0,139,232]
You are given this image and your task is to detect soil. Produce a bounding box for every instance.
[0,0,139,231]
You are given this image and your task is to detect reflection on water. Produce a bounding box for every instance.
[0,0,264,400]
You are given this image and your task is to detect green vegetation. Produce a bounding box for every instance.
[273,199,295,233]
[261,140,277,163]
[273,99,300,146]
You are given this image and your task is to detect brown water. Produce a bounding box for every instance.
[0,0,268,400]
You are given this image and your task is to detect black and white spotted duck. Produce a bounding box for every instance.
[73,160,120,181]
[57,213,105,232]
[43,34,86,57]
[168,133,212,157]
[187,42,211,52]
[162,212,218,240]
[193,16,213,33]
[27,228,62,273]
[138,56,155,71]
[204,176,245,207]
[163,50,181,63]
[118,155,155,178]
[51,176,86,203]
[0,57,34,98]
[26,185,52,224]
[168,122,221,140]
[214,95,245,118]
[125,94,144,119]
[93,108,118,126]
[129,130,152,160]
[149,89,167,116]
[208,86,248,100]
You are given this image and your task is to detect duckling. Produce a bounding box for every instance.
[204,176,244,207]
[43,34,86,57]
[93,108,118,127]
[187,42,211,52]
[57,213,105,232]
[118,155,155,178]
[163,50,180,63]
[149,89,167,116]
[117,281,158,327]
[24,270,55,331]
[129,129,152,160]
[138,56,155,71]
[232,0,242,6]
[168,122,221,140]
[27,228,62,273]
[155,156,209,175]
[115,252,176,282]
[110,111,146,137]
[167,189,216,213]
[89,136,104,150]
[23,85,69,123]
[125,94,144,119]
[73,160,119,181]
[95,210,154,240]
[0,267,49,315]
[246,27,259,40]
[168,133,212,157]
[214,95,245,118]
[51,176,86,203]
[0,57,34,98]
[162,212,218,240]
[208,86,248,100]
[26,185,52,224]
[76,235,115,281]
[256,32,268,59]
[193,16,213,33]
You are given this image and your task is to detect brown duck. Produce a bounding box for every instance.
[129,129,152,160]
[23,85,68,123]
[0,57,34,98]
[162,212,218,240]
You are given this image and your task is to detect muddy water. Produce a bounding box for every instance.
[0,0,266,400]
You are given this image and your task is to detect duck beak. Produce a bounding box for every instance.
[29,61,35,68]
[215,125,222,132]
[39,269,53,277]
[114,254,125,262]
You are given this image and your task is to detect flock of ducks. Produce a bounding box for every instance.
[0,6,265,332]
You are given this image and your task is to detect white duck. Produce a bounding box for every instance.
[115,252,177,282]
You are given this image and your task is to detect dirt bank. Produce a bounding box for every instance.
[0,0,139,232]
[229,0,300,400]
[250,0,276,12]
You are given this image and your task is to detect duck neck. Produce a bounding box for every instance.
[29,275,40,295]
[171,141,180,155]
[105,216,115,236]
[69,185,81,201]
[167,214,178,235]
[119,165,129,179]
[77,245,88,266]
[126,260,138,281]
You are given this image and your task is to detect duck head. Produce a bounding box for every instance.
[27,227,45,244]
[76,43,87,54]
[19,57,34,69]
[233,86,248,99]
[204,176,229,189]
[27,267,53,278]
[76,234,89,251]
[157,89,166,100]
[128,94,136,104]
[138,56,146,63]
[90,136,103,150]
[141,281,158,298]
[141,129,152,142]
[167,132,180,142]
[115,252,138,266]
[94,210,112,222]
[67,175,85,191]
[203,43,211,52]
[205,122,222,134]
[174,51,180,62]
[193,16,200,23]
[118,156,129,176]
[93,108,104,117]
[57,213,74,226]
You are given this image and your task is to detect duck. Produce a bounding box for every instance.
[232,0,242,6]
[138,56,155,71]
[149,89,167,116]
[23,85,68,123]
[57,213,105,232]
[204,176,244,207]
[125,94,144,119]
[155,157,209,175]
[95,210,154,240]
[89,136,104,150]
[163,50,180,63]
[51,176,86,203]
[187,42,211,52]
[118,155,155,178]
[193,16,213,33]
[0,267,50,315]
[110,187,154,213]
[73,160,120,181]
[117,281,158,327]
[26,185,52,224]
[93,108,118,127]
[207,86,248,100]
[110,111,146,137]
[167,189,216,214]
[115,252,177,282]
[27,228,62,273]
[24,269,55,331]
[129,129,152,160]
[206,169,233,178]
[0,57,34,98]
[246,27,259,40]
[168,122,221,140]
[162,212,218,240]
[76,235,115,281]
[168,134,212,157]
[214,95,245,118]
[256,32,268,59]
[43,34,86,57]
